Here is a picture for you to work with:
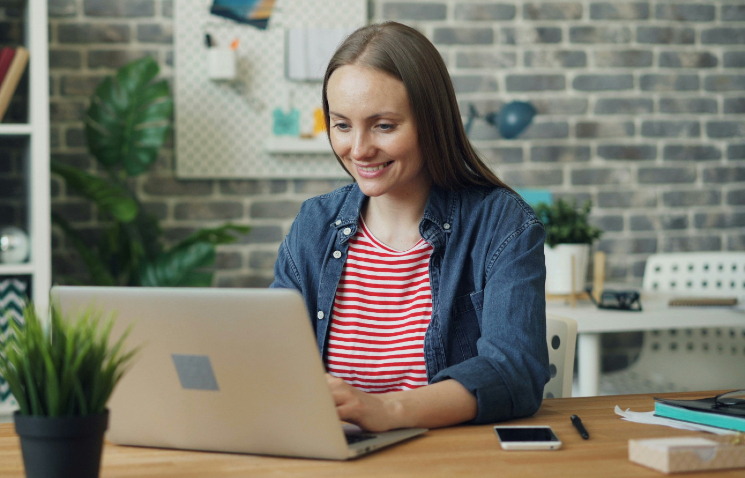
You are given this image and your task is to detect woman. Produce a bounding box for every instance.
[271,22,549,432]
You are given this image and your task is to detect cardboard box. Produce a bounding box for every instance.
[629,436,745,474]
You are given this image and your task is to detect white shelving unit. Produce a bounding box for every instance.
[0,124,32,135]
[0,0,50,416]
[0,0,49,311]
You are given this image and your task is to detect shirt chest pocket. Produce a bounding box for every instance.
[451,289,484,362]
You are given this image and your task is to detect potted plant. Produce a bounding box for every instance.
[535,198,603,295]
[0,302,139,478]
[51,56,248,287]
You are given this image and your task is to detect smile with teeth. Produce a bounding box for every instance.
[358,161,393,172]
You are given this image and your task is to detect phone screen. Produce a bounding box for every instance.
[495,427,558,442]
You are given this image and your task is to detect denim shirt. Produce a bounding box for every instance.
[270,183,550,424]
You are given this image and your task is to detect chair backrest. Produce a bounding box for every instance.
[642,252,745,296]
[544,314,578,399]
[633,252,745,392]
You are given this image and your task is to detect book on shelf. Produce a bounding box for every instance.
[654,396,745,433]
[0,45,28,122]
[0,47,16,85]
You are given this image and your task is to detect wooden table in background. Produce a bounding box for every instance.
[0,391,741,477]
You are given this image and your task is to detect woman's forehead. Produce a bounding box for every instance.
[327,64,409,113]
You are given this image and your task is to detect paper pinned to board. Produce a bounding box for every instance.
[614,406,738,436]
[286,28,351,81]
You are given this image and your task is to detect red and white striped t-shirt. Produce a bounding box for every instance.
[326,219,433,393]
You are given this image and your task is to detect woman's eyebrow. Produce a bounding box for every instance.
[367,111,402,119]
[329,111,402,120]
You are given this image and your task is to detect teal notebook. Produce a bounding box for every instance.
[654,397,745,433]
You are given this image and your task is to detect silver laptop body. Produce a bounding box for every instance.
[51,286,426,460]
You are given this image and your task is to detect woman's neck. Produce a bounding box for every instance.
[362,181,432,251]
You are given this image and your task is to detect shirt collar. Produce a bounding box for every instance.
[421,183,456,234]
[333,184,366,228]
[331,183,457,235]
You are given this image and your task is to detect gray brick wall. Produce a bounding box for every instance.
[376,0,745,284]
[46,0,745,295]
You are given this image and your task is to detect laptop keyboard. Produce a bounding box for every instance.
[346,433,377,445]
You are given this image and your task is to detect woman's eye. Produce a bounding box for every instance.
[378,123,396,131]
[333,123,350,130]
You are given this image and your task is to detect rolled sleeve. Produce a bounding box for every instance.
[432,221,550,424]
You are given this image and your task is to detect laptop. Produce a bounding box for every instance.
[51,286,427,460]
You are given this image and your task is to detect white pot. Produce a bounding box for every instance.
[544,244,590,295]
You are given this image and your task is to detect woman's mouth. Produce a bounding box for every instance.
[357,161,393,172]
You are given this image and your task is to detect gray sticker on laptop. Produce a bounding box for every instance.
[171,354,219,391]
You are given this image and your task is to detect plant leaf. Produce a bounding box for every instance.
[40,343,60,416]
[139,242,216,287]
[174,272,214,287]
[173,224,251,251]
[52,213,116,286]
[535,198,603,248]
[51,160,138,222]
[85,57,173,177]
[0,349,29,414]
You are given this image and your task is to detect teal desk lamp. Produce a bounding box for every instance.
[465,101,537,139]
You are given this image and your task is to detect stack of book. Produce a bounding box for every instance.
[0,45,29,122]
[654,395,745,432]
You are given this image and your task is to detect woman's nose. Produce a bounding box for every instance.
[351,131,375,160]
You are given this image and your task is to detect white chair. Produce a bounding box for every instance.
[544,314,578,399]
[600,252,745,395]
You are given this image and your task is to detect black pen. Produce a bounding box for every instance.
[571,414,589,439]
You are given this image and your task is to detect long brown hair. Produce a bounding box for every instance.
[322,22,512,192]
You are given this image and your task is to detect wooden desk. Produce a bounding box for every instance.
[0,391,742,477]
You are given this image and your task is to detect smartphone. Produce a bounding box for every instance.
[493,426,562,450]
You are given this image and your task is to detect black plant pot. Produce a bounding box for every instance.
[13,410,109,478]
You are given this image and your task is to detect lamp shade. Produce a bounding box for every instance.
[498,101,537,139]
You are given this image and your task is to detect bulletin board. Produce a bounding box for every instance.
[174,0,367,178]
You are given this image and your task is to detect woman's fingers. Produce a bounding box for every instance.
[327,374,361,413]
[325,374,394,432]
[327,374,352,403]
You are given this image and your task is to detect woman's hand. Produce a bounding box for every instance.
[326,375,478,432]
[326,374,403,432]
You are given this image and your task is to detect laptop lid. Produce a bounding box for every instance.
[52,286,358,460]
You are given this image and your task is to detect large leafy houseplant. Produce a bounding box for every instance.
[51,57,247,286]
[0,302,139,478]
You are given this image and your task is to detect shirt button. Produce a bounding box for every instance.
[317,311,325,320]
[335,220,341,226]
[443,223,451,230]
[333,250,342,259]
[343,227,352,236]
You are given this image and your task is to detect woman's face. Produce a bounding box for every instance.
[326,64,430,200]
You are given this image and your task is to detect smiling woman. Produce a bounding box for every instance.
[326,65,429,250]
[271,22,550,433]
[327,66,425,198]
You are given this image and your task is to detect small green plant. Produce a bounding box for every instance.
[535,198,603,248]
[0,303,140,417]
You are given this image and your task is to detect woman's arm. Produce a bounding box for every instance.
[327,375,477,432]
[429,221,550,424]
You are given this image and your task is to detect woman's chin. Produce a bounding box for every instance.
[357,181,390,198]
